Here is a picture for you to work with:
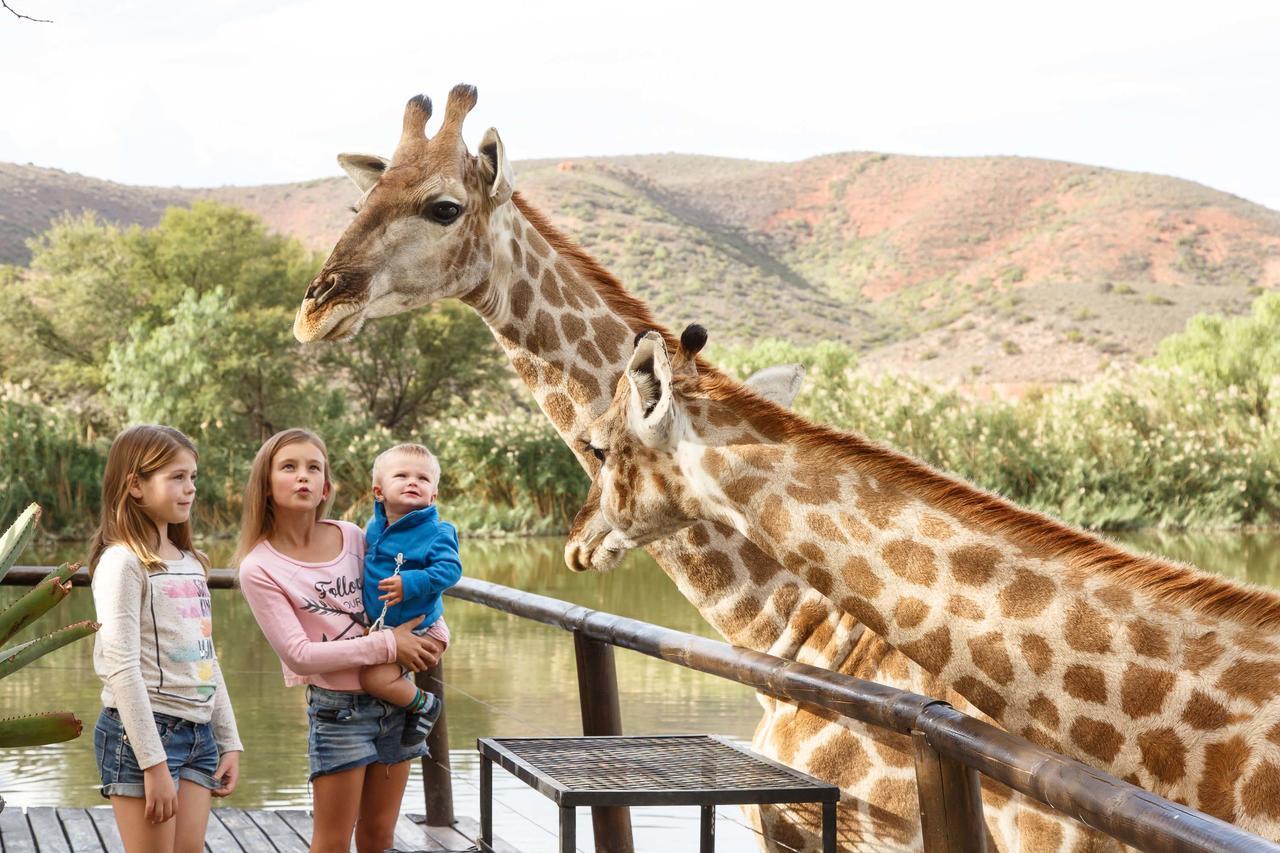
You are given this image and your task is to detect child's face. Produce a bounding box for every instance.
[130,450,197,528]
[269,441,329,515]
[374,451,438,515]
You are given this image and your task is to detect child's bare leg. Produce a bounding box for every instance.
[357,662,417,706]
[111,794,177,853]
[173,781,212,853]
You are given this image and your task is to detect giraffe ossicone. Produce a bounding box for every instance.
[568,325,1280,841]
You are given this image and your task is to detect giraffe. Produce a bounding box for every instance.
[291,85,1115,851]
[565,324,1280,842]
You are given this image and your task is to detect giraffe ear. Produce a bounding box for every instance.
[478,127,514,205]
[337,153,388,194]
[625,331,676,449]
[743,364,806,409]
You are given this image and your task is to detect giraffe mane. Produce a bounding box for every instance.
[688,369,1280,632]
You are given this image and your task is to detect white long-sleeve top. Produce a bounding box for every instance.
[91,545,242,769]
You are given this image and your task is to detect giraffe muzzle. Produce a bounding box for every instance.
[306,273,343,307]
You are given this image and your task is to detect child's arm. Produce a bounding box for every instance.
[91,551,167,770]
[239,562,397,675]
[208,659,242,796]
[400,524,463,604]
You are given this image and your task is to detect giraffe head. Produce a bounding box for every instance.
[294,84,516,342]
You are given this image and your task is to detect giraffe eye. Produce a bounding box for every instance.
[581,440,606,463]
[427,201,462,224]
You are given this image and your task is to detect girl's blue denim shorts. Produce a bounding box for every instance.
[94,707,220,799]
[306,685,428,780]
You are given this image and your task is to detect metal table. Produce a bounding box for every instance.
[477,735,840,853]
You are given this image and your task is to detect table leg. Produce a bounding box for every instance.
[480,755,493,852]
[560,806,576,853]
[822,801,836,853]
[700,804,715,853]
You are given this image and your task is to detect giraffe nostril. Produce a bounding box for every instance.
[307,273,341,306]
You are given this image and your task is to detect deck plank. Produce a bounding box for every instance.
[86,809,124,853]
[274,811,314,845]
[26,807,72,853]
[245,810,308,853]
[0,806,37,853]
[203,807,244,852]
[390,814,444,851]
[212,809,276,853]
[54,809,102,852]
[454,815,520,853]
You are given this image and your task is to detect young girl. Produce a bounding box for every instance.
[89,424,242,853]
[236,428,444,853]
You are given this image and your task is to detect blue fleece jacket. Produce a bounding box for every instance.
[363,502,462,629]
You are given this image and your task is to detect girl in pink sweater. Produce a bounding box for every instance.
[236,428,443,853]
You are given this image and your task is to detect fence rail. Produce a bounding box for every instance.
[7,566,1278,852]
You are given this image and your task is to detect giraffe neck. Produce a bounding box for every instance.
[683,434,1280,780]
[459,195,836,654]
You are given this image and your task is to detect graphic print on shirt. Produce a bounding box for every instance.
[303,571,369,642]
[148,570,216,702]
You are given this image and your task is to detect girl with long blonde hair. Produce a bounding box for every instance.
[89,424,242,853]
[236,428,443,853]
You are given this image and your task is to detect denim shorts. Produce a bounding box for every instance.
[306,685,428,780]
[94,707,220,799]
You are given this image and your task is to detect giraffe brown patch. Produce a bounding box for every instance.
[1020,634,1053,675]
[511,355,538,386]
[998,569,1057,619]
[1028,693,1060,728]
[1069,717,1124,763]
[1120,664,1175,717]
[509,238,523,267]
[1127,618,1171,660]
[837,513,872,543]
[576,338,603,368]
[738,445,780,473]
[1021,724,1064,754]
[839,594,887,638]
[797,542,825,564]
[1269,721,1280,747]
[882,539,937,585]
[684,549,735,596]
[1183,631,1224,673]
[860,726,912,769]
[918,514,954,540]
[738,540,777,586]
[724,476,768,505]
[1241,762,1280,819]
[952,675,1007,718]
[979,775,1012,808]
[1064,599,1112,654]
[687,525,709,547]
[1237,634,1280,655]
[532,309,561,352]
[946,595,985,620]
[510,278,534,319]
[1137,727,1186,785]
[543,392,575,432]
[540,362,564,388]
[805,512,847,544]
[1063,665,1108,704]
[718,594,761,636]
[1095,584,1133,611]
[949,543,1000,586]
[701,448,727,479]
[759,495,792,543]
[893,597,929,629]
[1216,659,1280,704]
[804,566,835,598]
[852,478,908,528]
[539,268,565,308]
[560,313,586,342]
[1016,810,1063,851]
[566,365,601,406]
[1181,690,1230,730]
[589,316,628,362]
[900,626,952,673]
[968,631,1015,685]
[526,226,550,257]
[523,247,540,278]
[1198,735,1253,822]
[495,323,521,347]
[786,466,842,506]
[868,778,917,828]
[806,731,871,788]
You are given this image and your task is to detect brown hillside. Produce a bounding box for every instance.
[2,154,1277,384]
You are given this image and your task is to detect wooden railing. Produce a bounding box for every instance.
[8,567,1279,853]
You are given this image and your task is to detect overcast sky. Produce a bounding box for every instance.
[2,0,1278,210]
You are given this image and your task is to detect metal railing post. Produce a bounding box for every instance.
[573,631,634,853]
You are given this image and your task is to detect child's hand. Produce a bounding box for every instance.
[143,762,178,823]
[378,575,404,606]
[212,750,241,798]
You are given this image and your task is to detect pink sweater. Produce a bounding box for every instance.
[239,520,396,691]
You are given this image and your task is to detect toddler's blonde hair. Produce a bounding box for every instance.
[372,443,441,486]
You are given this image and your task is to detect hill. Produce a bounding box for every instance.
[3,153,1278,384]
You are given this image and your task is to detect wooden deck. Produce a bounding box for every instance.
[0,806,513,852]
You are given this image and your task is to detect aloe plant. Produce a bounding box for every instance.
[0,504,99,752]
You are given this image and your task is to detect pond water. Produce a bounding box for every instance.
[2,530,1277,851]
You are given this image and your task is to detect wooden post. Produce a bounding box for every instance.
[912,730,987,853]
[418,661,455,827]
[573,632,634,853]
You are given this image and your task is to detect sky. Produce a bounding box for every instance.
[2,0,1278,210]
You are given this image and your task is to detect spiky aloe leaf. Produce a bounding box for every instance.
[0,621,98,681]
[0,712,82,747]
[37,561,81,586]
[0,569,74,646]
[0,503,40,583]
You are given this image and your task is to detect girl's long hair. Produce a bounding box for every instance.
[234,428,334,566]
[88,424,210,575]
